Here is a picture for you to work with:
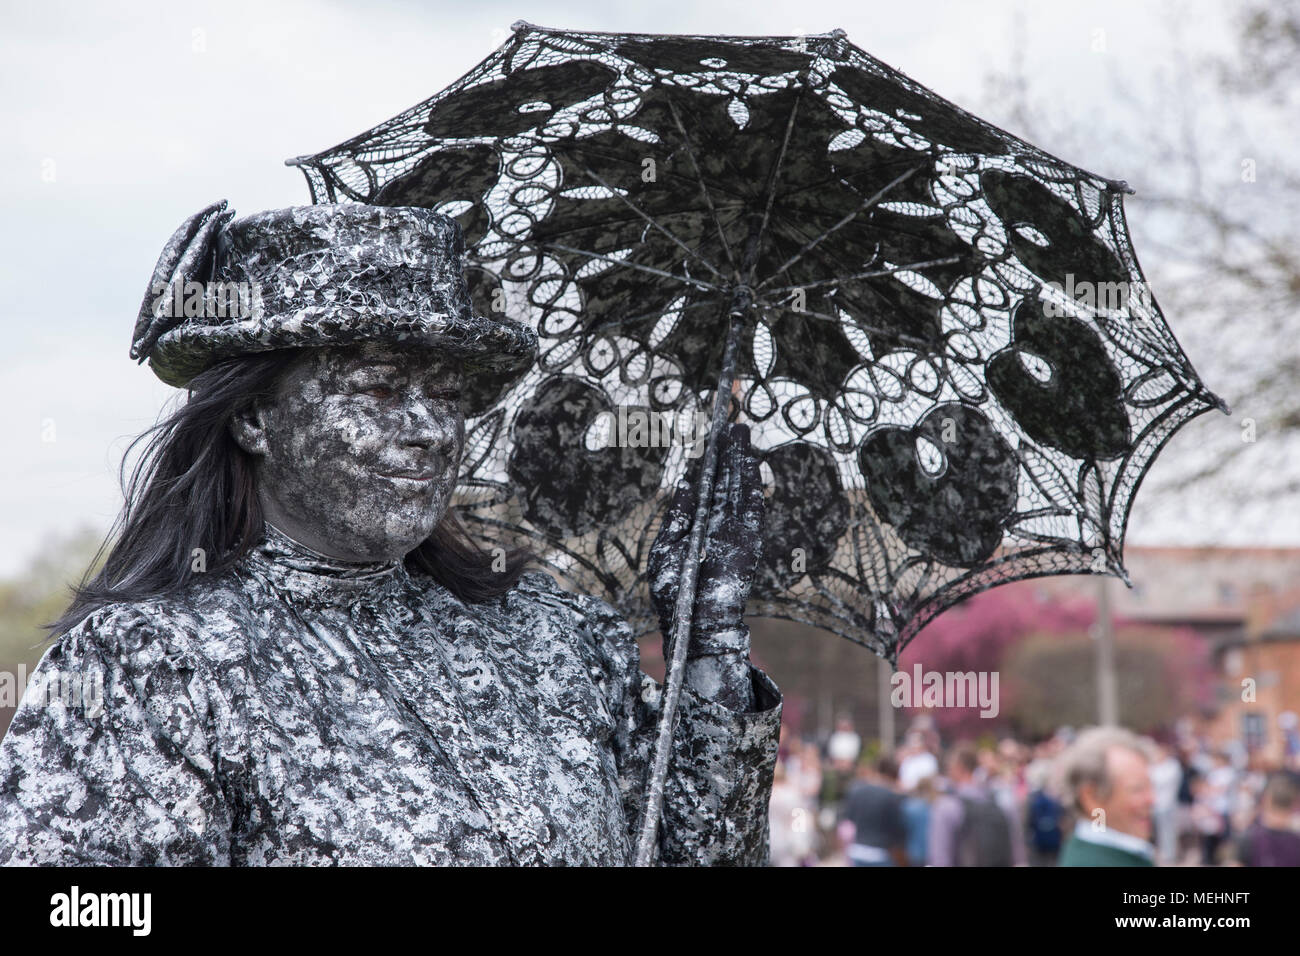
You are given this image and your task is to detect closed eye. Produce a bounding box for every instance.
[350,382,461,403]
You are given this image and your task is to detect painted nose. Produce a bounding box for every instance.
[401,395,459,454]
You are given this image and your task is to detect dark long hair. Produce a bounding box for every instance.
[46,348,533,640]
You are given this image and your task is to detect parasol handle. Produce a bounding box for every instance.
[633,288,750,866]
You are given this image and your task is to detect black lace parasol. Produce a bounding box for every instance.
[289,22,1226,859]
[291,22,1223,658]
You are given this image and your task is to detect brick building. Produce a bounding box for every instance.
[1030,547,1300,762]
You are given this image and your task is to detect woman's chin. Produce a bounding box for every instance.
[378,507,443,550]
[316,493,447,560]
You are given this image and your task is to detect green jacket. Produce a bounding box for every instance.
[1059,833,1155,867]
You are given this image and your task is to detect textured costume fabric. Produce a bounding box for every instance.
[0,524,781,866]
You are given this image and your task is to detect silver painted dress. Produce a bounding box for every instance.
[0,523,782,865]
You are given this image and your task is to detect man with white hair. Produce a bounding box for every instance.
[1056,726,1157,867]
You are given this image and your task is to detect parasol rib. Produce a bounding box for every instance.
[745,83,805,287]
[756,164,927,290]
[665,95,740,275]
[760,253,963,295]
[531,241,723,292]
[579,296,717,336]
[550,142,731,283]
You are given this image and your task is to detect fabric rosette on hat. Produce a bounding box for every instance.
[130,200,537,389]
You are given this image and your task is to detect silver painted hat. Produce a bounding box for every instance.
[130,200,538,388]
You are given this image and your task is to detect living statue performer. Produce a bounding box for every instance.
[0,202,782,866]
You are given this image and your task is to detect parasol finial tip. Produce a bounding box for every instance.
[1099,547,1133,588]
[510,20,533,33]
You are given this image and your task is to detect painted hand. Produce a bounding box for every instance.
[648,422,765,659]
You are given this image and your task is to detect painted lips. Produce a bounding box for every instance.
[376,469,442,489]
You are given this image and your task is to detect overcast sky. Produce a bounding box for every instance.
[2,0,1288,577]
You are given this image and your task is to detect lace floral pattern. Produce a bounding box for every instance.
[294,26,1224,661]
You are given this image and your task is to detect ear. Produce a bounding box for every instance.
[229,399,272,457]
[1077,782,1101,817]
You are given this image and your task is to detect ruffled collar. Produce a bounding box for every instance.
[242,521,413,607]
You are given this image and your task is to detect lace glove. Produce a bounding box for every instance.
[648,423,765,711]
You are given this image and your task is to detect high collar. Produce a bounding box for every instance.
[1071,819,1156,862]
[242,521,412,607]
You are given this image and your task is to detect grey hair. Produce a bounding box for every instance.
[1054,726,1155,814]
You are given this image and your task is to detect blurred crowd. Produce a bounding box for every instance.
[769,714,1300,866]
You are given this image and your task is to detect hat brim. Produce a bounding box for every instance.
[148,307,537,389]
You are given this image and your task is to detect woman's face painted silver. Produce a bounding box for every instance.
[231,342,466,562]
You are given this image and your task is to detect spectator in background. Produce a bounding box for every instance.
[1189,773,1225,863]
[1196,751,1236,865]
[1175,744,1200,865]
[898,730,939,792]
[781,735,823,863]
[1149,743,1182,865]
[989,739,1028,838]
[928,743,1026,866]
[819,717,861,834]
[840,754,906,867]
[1228,764,1265,845]
[785,735,823,802]
[818,761,854,837]
[1024,760,1063,866]
[1237,771,1300,867]
[827,716,862,767]
[901,774,936,866]
[769,760,816,867]
[1056,727,1156,867]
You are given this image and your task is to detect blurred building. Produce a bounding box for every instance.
[746,546,1300,749]
[1032,546,1300,761]
[1207,588,1300,765]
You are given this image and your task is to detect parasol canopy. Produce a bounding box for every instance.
[289,23,1225,664]
[290,23,1224,665]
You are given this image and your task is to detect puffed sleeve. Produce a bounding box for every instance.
[0,603,235,865]
[529,573,782,866]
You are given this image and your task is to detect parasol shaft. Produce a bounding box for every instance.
[633,286,750,866]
